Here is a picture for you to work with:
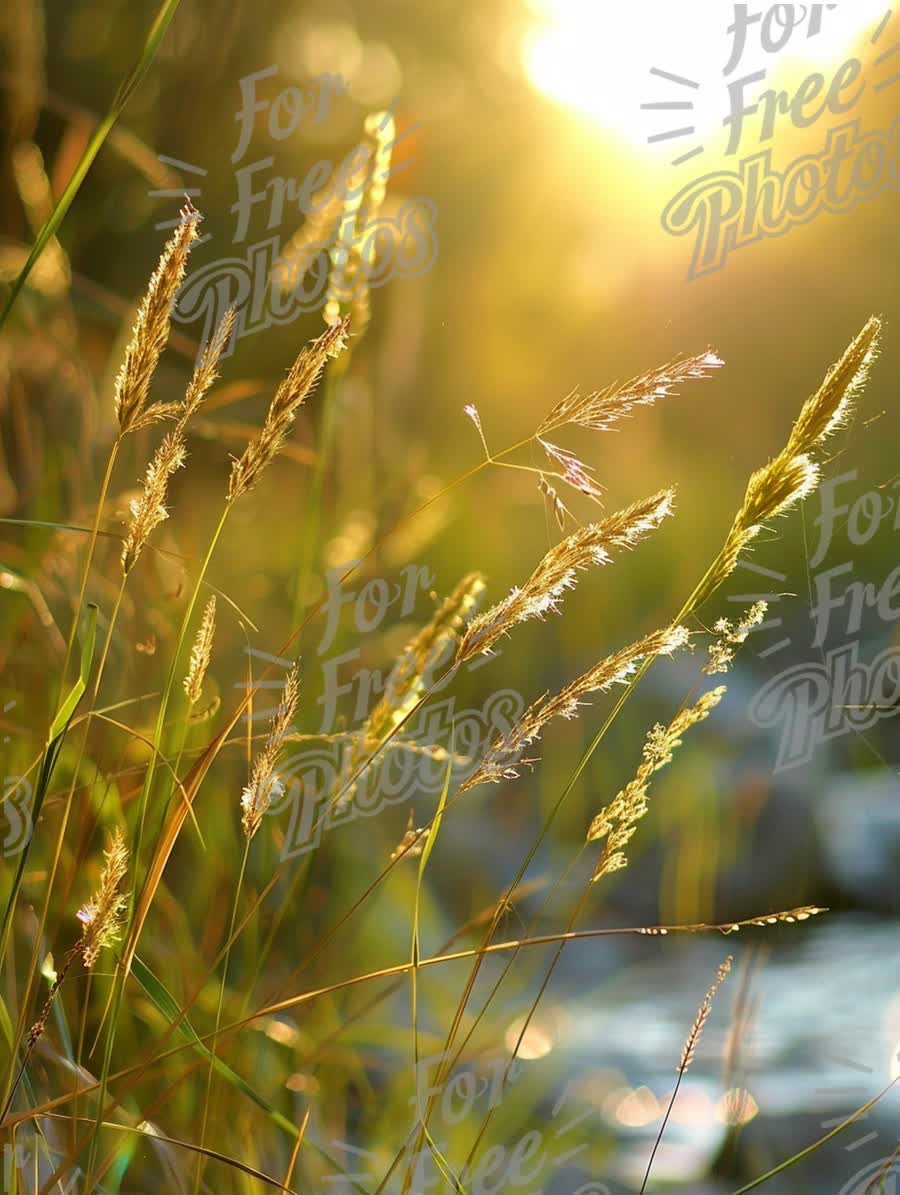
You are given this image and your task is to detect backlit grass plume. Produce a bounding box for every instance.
[588,687,726,880]
[76,828,129,969]
[184,594,217,707]
[462,624,688,790]
[121,429,187,575]
[705,600,767,675]
[538,350,724,436]
[457,488,675,661]
[227,316,350,501]
[241,663,300,840]
[537,350,722,502]
[113,201,201,436]
[694,317,881,605]
[121,307,235,575]
[679,954,733,1074]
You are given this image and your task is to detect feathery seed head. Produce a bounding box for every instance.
[184,594,217,706]
[786,315,881,456]
[242,663,300,839]
[114,202,201,436]
[228,316,350,501]
[77,829,129,969]
[694,318,881,606]
[461,624,688,792]
[364,572,485,752]
[537,349,723,436]
[182,305,236,418]
[121,430,188,574]
[679,956,733,1075]
[705,600,767,675]
[457,489,674,662]
[589,685,725,876]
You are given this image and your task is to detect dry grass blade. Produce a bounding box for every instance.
[457,488,675,661]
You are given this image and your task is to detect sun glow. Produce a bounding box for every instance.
[522,0,889,149]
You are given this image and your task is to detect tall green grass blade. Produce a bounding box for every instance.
[0,605,97,962]
[49,604,97,742]
[130,955,370,1194]
[0,0,184,331]
[408,747,464,1193]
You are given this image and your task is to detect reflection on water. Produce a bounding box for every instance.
[551,916,900,1190]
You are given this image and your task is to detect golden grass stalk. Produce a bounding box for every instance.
[679,955,734,1075]
[241,664,300,840]
[640,954,733,1193]
[705,600,768,675]
[588,686,726,880]
[75,828,129,970]
[537,349,724,436]
[462,624,688,792]
[183,594,217,707]
[113,201,201,435]
[120,305,234,575]
[120,429,187,574]
[227,316,350,501]
[182,303,236,418]
[695,316,881,605]
[457,488,675,662]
